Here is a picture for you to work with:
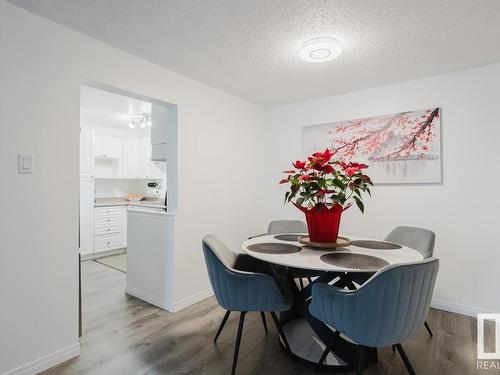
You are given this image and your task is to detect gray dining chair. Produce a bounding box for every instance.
[250,220,317,289]
[267,220,307,235]
[309,258,439,375]
[385,226,436,337]
[248,219,307,239]
[202,234,293,375]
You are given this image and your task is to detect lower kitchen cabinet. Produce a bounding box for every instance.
[94,206,127,253]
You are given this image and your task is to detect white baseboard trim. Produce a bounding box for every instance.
[125,285,175,312]
[125,285,213,313]
[431,299,495,317]
[3,342,80,375]
[173,288,214,312]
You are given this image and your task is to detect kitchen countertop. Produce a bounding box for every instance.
[94,197,165,208]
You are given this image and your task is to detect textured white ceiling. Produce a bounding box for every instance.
[80,86,151,129]
[9,0,500,106]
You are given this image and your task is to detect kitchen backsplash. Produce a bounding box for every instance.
[95,178,166,198]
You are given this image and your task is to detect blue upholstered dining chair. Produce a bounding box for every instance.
[202,234,293,375]
[309,258,439,375]
[385,226,436,337]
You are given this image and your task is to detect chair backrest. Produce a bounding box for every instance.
[267,220,307,235]
[323,258,439,347]
[202,234,291,312]
[202,234,237,269]
[385,226,435,258]
[202,235,239,310]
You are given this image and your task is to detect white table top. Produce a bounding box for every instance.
[242,234,423,273]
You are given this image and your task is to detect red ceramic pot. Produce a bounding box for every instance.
[296,204,343,243]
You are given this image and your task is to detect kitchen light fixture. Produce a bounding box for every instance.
[299,37,342,63]
[129,114,151,129]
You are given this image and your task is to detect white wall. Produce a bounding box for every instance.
[0,2,265,374]
[263,63,500,316]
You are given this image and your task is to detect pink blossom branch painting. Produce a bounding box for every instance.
[302,108,442,184]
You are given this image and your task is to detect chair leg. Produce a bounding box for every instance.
[395,344,416,375]
[392,344,396,353]
[357,345,365,375]
[231,312,247,375]
[214,310,231,343]
[270,312,293,355]
[260,312,268,334]
[424,320,433,337]
[299,278,304,290]
[307,277,313,284]
[316,330,340,371]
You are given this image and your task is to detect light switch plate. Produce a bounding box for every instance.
[17,154,33,174]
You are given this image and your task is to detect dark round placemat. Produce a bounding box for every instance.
[247,243,302,254]
[273,234,304,242]
[320,253,389,270]
[351,240,402,250]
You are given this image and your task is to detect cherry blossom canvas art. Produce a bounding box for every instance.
[302,108,442,184]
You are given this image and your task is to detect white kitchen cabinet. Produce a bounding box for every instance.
[80,130,95,177]
[80,176,95,256]
[80,130,95,256]
[151,104,176,161]
[151,104,168,144]
[94,206,127,252]
[94,135,122,178]
[140,137,150,178]
[94,136,122,159]
[122,139,141,177]
[140,136,165,179]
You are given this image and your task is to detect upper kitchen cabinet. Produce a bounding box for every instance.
[151,104,176,161]
[141,137,165,179]
[94,136,122,159]
[140,137,151,178]
[94,135,122,178]
[140,137,165,179]
[123,138,141,177]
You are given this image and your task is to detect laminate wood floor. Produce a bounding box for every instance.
[42,261,495,375]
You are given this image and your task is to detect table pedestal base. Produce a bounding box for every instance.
[276,273,378,372]
[279,316,353,371]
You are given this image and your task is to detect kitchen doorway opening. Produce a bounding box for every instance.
[78,83,177,337]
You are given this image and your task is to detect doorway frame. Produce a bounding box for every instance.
[78,81,178,336]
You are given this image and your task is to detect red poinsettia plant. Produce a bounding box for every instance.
[280,149,373,213]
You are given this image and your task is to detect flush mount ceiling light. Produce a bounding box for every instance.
[299,37,342,63]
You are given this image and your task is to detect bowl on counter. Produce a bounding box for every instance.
[126,194,144,202]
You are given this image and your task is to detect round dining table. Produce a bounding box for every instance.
[242,233,423,372]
